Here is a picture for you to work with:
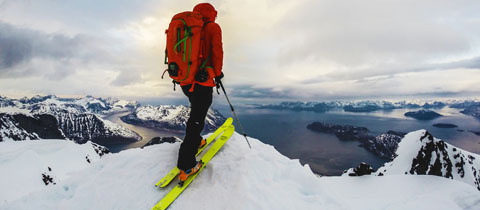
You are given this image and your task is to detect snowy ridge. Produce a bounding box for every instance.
[376,130,480,190]
[121,105,226,132]
[1,132,480,210]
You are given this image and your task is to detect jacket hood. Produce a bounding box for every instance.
[193,3,217,22]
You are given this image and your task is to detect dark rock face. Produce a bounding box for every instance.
[432,123,458,128]
[307,122,404,159]
[408,131,480,190]
[404,109,442,120]
[410,132,453,177]
[55,112,139,145]
[363,132,404,159]
[12,114,65,139]
[142,136,180,148]
[42,173,56,185]
[91,142,110,157]
[344,162,375,176]
[0,113,64,141]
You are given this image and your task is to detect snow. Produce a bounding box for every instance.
[0,140,103,203]
[1,132,480,210]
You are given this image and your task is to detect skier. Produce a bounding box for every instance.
[177,3,224,182]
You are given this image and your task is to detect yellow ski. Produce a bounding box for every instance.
[155,117,233,188]
[152,124,235,210]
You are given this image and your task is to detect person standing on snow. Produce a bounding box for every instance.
[177,3,224,182]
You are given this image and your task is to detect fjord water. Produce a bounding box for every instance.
[104,112,178,152]
[106,106,480,176]
[225,106,480,175]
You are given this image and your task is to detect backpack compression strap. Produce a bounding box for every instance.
[172,18,193,82]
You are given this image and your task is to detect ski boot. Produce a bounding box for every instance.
[178,161,204,186]
[198,139,207,149]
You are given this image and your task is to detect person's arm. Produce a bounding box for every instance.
[211,23,223,77]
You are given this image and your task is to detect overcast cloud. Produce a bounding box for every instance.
[0,0,479,101]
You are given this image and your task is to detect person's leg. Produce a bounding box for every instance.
[177,84,213,171]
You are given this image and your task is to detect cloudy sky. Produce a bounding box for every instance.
[1,0,479,102]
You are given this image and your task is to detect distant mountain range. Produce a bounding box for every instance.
[0,95,140,116]
[0,95,141,144]
[256,100,480,119]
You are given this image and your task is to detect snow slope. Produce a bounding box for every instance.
[0,140,108,203]
[1,133,480,210]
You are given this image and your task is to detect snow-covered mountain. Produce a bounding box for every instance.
[121,105,226,132]
[0,95,141,144]
[14,95,140,115]
[1,131,480,210]
[375,130,480,191]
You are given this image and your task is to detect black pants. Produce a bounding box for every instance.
[177,84,213,171]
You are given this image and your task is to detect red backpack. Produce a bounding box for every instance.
[162,11,209,87]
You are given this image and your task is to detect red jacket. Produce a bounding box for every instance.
[181,3,223,88]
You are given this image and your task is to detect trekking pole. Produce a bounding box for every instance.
[218,80,252,149]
